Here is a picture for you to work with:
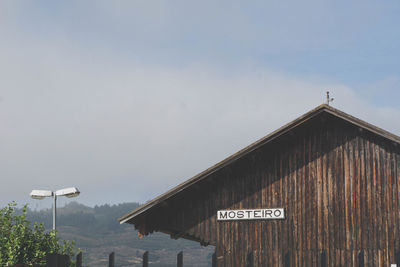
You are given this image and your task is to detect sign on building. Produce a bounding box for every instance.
[217,208,285,221]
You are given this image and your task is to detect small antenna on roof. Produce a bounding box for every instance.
[326,91,334,105]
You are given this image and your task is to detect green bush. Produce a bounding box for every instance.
[0,202,78,266]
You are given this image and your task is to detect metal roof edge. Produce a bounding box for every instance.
[119,104,400,224]
[322,105,400,144]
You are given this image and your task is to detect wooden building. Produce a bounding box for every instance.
[119,104,400,266]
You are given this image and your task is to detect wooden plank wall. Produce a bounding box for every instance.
[138,115,400,266]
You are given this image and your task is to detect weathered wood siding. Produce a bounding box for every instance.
[138,114,400,266]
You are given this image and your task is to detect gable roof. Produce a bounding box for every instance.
[119,104,400,224]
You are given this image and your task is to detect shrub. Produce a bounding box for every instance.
[0,202,77,266]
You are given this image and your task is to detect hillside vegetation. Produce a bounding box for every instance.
[26,202,213,267]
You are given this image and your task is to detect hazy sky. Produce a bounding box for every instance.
[1,1,400,209]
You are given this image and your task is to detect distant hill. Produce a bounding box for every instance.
[26,202,213,267]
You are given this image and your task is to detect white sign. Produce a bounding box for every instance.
[217,208,285,221]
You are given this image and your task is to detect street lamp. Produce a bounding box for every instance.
[30,187,80,231]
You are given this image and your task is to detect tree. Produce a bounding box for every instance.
[0,202,77,266]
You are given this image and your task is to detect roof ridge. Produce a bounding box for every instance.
[119,104,400,224]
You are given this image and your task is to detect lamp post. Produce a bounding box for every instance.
[30,187,80,231]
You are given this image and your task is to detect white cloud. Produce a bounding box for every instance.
[1,1,399,209]
[1,41,399,208]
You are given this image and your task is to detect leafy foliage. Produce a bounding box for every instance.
[0,202,77,266]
